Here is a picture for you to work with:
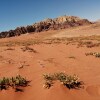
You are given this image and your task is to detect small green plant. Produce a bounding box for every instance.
[43,72,83,89]
[61,75,81,89]
[0,75,30,91]
[0,77,10,90]
[43,74,55,89]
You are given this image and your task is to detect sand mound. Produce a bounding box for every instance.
[0,27,100,100]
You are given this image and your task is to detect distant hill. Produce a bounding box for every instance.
[0,15,92,38]
[95,19,100,23]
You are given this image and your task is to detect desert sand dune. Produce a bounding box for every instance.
[0,24,100,100]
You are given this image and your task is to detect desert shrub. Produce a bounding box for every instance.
[43,74,55,81]
[77,41,92,47]
[43,72,83,89]
[54,72,67,82]
[0,75,30,91]
[61,75,82,89]
[95,52,100,58]
[43,74,55,89]
[0,77,10,90]
[43,80,54,89]
[10,75,29,87]
[85,52,100,58]
[21,46,37,53]
[78,41,100,48]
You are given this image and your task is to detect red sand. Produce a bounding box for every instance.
[0,25,100,100]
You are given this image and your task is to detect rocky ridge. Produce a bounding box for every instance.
[0,15,92,38]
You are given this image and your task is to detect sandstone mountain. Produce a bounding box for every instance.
[0,15,92,38]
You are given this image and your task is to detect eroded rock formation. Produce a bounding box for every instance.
[0,16,92,38]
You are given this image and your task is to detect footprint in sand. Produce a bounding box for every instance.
[86,85,100,96]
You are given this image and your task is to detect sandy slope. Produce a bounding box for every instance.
[0,24,100,100]
[52,24,100,38]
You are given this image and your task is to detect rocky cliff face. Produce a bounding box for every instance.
[0,16,92,38]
